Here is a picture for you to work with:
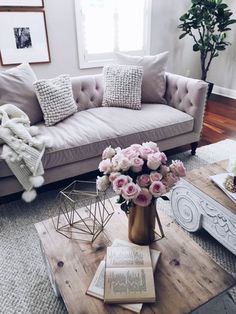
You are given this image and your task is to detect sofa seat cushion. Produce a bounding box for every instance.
[0,104,193,178]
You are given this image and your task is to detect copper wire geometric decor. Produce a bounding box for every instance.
[54,181,114,242]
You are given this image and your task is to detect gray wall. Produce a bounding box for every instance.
[151,0,236,90]
[0,0,99,78]
[1,0,236,90]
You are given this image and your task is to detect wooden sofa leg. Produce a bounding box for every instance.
[191,142,198,155]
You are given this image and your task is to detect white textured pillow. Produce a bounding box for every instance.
[33,74,77,126]
[102,65,143,110]
[115,51,169,104]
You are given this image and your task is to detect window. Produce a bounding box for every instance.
[75,0,152,69]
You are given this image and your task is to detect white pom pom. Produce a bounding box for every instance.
[29,126,39,136]
[32,138,44,150]
[41,136,53,148]
[10,157,16,162]
[22,189,37,202]
[29,175,44,187]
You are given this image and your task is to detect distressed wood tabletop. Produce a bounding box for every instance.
[35,196,236,314]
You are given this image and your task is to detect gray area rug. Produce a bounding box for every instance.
[0,139,236,314]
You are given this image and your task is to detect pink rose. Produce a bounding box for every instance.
[162,172,179,191]
[131,157,144,173]
[122,182,141,200]
[102,146,116,159]
[133,188,152,207]
[150,171,163,182]
[139,146,154,159]
[96,175,110,191]
[149,181,166,197]
[159,165,170,176]
[118,156,131,171]
[98,159,112,174]
[111,153,123,171]
[109,172,121,183]
[137,174,151,187]
[122,147,139,159]
[170,160,186,177]
[130,144,142,152]
[142,141,160,152]
[147,153,162,170]
[160,152,167,164]
[112,175,132,194]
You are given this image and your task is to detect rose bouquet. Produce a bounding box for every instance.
[96,141,186,213]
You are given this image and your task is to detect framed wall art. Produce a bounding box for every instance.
[0,10,50,65]
[0,0,44,8]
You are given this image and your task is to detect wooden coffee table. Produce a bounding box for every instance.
[171,160,236,255]
[35,196,235,314]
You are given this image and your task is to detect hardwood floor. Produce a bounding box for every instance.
[166,94,236,156]
[201,94,236,145]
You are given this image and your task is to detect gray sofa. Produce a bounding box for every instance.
[0,72,208,198]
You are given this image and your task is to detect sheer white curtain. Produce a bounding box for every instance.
[75,0,151,68]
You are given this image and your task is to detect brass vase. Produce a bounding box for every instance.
[128,202,156,245]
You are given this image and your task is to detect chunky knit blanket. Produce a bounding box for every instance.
[0,104,49,202]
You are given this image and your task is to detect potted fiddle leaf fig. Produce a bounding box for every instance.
[178,0,236,95]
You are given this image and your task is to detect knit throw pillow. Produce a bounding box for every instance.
[102,65,143,110]
[115,51,169,104]
[33,74,77,126]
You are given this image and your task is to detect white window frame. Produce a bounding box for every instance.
[75,0,152,69]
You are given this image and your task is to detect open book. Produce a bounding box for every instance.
[86,239,160,313]
[210,173,236,203]
[105,239,156,304]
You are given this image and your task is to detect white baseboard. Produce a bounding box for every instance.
[213,85,236,99]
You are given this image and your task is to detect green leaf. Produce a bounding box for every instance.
[121,202,128,213]
[179,13,189,21]
[116,195,125,204]
[161,195,170,201]
[218,3,228,10]
[193,43,200,51]
[225,19,236,26]
[179,33,188,39]
[216,45,226,50]
[212,34,219,42]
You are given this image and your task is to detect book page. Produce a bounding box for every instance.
[112,239,161,270]
[105,267,155,303]
[86,260,105,298]
[87,239,160,311]
[106,245,151,268]
[87,260,143,313]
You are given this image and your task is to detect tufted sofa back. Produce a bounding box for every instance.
[165,72,208,133]
[71,72,208,134]
[71,74,104,111]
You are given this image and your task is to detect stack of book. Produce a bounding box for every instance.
[86,239,160,313]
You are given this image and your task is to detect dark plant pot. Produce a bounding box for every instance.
[206,81,214,99]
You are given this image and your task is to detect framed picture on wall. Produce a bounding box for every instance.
[0,10,50,65]
[0,0,44,8]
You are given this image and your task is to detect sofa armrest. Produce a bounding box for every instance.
[165,72,208,134]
